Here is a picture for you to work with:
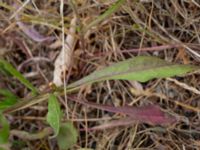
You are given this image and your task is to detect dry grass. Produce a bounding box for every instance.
[1,0,200,149]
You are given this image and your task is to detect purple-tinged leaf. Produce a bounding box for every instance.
[127,105,176,125]
[15,10,55,42]
[69,97,177,125]
[16,21,55,42]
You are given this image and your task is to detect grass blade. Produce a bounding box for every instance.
[0,113,9,144]
[0,59,38,94]
[0,89,18,110]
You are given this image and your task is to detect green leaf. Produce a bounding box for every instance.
[46,94,61,137]
[0,89,18,110]
[0,89,17,99]
[68,56,199,88]
[0,113,9,144]
[3,56,199,115]
[83,0,125,32]
[0,99,18,111]
[57,122,78,150]
[0,59,38,95]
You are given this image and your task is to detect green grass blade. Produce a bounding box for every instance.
[83,0,125,33]
[68,56,199,88]
[0,89,18,110]
[0,113,9,144]
[3,93,50,114]
[0,59,38,94]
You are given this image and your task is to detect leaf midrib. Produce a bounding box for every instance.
[69,62,190,88]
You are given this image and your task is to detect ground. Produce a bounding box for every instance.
[0,0,200,149]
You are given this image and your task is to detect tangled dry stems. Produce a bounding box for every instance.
[0,0,200,149]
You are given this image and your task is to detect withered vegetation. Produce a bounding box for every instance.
[0,0,200,149]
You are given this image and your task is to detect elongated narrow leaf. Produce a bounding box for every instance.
[3,56,199,114]
[46,94,61,137]
[68,56,198,88]
[68,97,176,125]
[3,93,49,114]
[0,59,37,94]
[57,122,78,150]
[0,113,9,144]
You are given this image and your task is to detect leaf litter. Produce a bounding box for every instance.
[1,0,200,149]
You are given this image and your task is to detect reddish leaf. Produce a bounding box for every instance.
[126,105,176,125]
[69,97,176,125]
[14,4,55,42]
[16,20,55,42]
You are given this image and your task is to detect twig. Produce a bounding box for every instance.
[10,127,53,140]
[167,78,200,95]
